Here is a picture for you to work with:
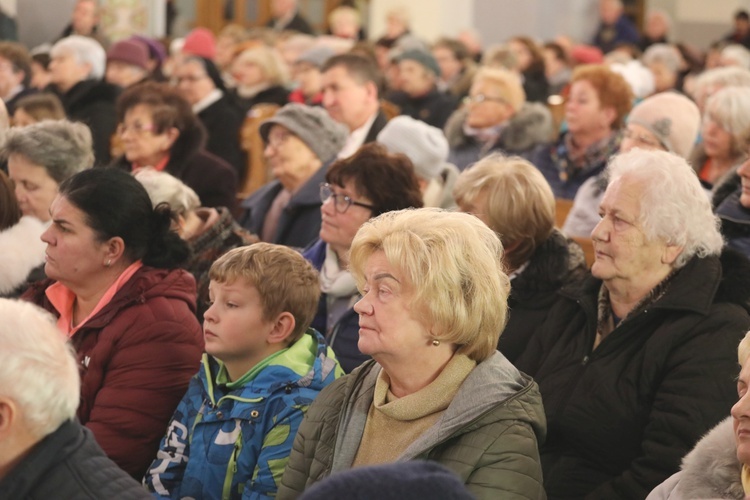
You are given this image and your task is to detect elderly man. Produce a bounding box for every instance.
[174,55,245,175]
[49,35,118,165]
[0,42,37,115]
[0,299,149,498]
[592,0,640,54]
[516,148,750,499]
[321,53,389,159]
[266,0,314,35]
[386,49,458,129]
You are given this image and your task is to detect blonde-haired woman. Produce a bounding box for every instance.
[454,153,586,362]
[230,44,290,113]
[278,208,546,500]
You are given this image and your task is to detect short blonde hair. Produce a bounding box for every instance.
[472,66,526,113]
[349,208,510,362]
[209,243,320,342]
[133,167,200,216]
[453,154,555,270]
[739,330,750,365]
[329,6,361,31]
[234,45,290,86]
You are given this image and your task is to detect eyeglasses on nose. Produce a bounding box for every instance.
[463,94,508,106]
[320,183,375,213]
[116,122,156,136]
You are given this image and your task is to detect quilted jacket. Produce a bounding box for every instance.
[277,351,547,500]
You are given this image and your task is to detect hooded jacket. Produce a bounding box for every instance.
[0,215,46,297]
[516,250,750,499]
[145,329,342,499]
[646,417,744,500]
[23,266,204,479]
[277,352,547,500]
[445,103,553,170]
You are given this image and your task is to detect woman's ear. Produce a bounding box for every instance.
[164,127,180,150]
[103,236,126,266]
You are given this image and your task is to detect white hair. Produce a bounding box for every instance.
[0,299,80,438]
[642,43,682,73]
[722,44,750,69]
[51,35,106,80]
[606,149,723,268]
[705,86,750,155]
[133,167,200,216]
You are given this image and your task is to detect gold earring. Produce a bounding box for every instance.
[432,339,440,347]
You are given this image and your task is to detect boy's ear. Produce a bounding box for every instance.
[267,312,296,345]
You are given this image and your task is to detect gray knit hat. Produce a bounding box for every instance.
[395,49,441,77]
[377,115,449,181]
[626,91,700,159]
[260,103,348,162]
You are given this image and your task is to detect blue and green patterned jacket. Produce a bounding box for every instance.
[144,329,342,499]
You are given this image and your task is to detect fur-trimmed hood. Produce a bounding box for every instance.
[647,417,743,499]
[444,102,553,153]
[0,216,46,296]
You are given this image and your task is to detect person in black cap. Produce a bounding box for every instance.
[385,49,458,129]
[173,55,245,176]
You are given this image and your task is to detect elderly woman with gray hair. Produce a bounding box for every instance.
[134,167,258,321]
[49,35,119,165]
[516,148,750,498]
[5,119,93,223]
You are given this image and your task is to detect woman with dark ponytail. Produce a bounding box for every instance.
[23,167,204,479]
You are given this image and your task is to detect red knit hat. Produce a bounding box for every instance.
[183,28,216,59]
[107,39,150,70]
[571,44,604,65]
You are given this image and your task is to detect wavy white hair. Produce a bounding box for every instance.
[605,149,724,269]
[51,35,106,80]
[0,299,80,438]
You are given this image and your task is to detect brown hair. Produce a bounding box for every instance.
[0,41,32,87]
[571,64,633,129]
[209,243,321,343]
[326,143,423,216]
[14,93,66,123]
[0,170,21,230]
[322,53,384,96]
[509,36,546,75]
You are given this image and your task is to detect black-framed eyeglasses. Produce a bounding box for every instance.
[320,183,375,213]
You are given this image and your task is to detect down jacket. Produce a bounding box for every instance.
[277,352,547,500]
[23,266,204,479]
[646,417,743,500]
[515,250,750,499]
[145,330,342,499]
[445,103,554,170]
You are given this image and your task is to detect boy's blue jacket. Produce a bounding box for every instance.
[144,329,342,499]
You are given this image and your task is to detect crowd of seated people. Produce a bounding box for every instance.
[5,0,750,498]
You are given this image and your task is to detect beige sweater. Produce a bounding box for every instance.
[352,353,476,466]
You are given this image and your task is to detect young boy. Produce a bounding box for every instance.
[144,243,342,499]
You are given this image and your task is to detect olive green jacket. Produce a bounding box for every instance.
[277,351,547,500]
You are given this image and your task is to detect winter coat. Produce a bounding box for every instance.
[501,230,587,363]
[593,15,641,54]
[231,85,289,114]
[303,239,366,373]
[111,122,238,211]
[22,266,204,479]
[0,420,150,500]
[266,12,315,35]
[54,79,120,166]
[197,92,247,175]
[717,189,750,259]
[145,330,342,500]
[386,88,458,129]
[515,250,750,499]
[646,417,744,500]
[187,207,259,322]
[277,352,547,500]
[445,103,554,171]
[521,68,550,104]
[239,161,329,249]
[0,215,46,297]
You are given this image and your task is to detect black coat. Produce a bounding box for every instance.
[515,250,750,500]
[363,109,389,144]
[0,420,150,499]
[231,85,289,114]
[5,85,37,115]
[111,123,238,211]
[501,230,587,363]
[55,79,120,166]
[238,161,329,249]
[197,93,246,176]
[266,12,315,34]
[385,88,457,129]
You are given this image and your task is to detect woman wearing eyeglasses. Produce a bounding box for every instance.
[110,81,238,210]
[238,103,348,249]
[303,143,423,373]
[444,67,553,171]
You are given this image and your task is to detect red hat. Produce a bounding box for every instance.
[571,44,604,65]
[107,39,150,70]
[183,28,216,60]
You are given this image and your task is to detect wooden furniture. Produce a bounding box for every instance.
[555,198,574,230]
[238,102,280,198]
